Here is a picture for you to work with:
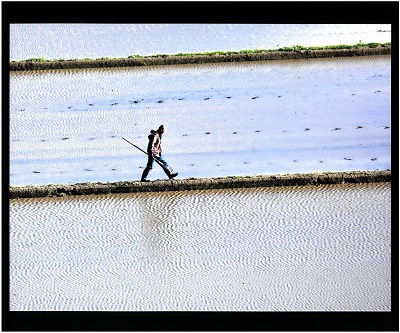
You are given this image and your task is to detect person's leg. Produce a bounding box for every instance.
[156,155,169,169]
[141,155,154,181]
[156,156,178,179]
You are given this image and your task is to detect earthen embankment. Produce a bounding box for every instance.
[9,46,391,71]
[9,170,391,199]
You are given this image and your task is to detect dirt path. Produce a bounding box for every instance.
[9,170,391,199]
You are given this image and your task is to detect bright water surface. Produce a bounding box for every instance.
[10,183,391,311]
[10,24,391,61]
[10,56,391,186]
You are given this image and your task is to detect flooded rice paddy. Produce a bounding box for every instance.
[10,24,391,61]
[8,24,392,313]
[10,182,391,311]
[10,56,391,186]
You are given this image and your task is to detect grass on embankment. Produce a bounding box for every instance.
[9,42,391,71]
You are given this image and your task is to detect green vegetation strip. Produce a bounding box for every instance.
[10,43,391,71]
[9,170,391,199]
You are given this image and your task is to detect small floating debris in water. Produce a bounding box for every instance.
[158,100,164,103]
[252,96,258,99]
[344,158,352,160]
[233,132,237,134]
[33,171,40,173]
[304,128,310,131]
[384,126,390,129]
[255,130,261,132]
[205,132,211,134]
[204,97,210,100]
[333,127,342,131]
[62,137,69,140]
[226,96,232,99]
[371,158,378,161]
[356,126,363,129]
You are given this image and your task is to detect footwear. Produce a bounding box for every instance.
[168,173,178,179]
[141,178,150,182]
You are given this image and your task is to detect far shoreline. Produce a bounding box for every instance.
[9,170,391,199]
[9,43,391,72]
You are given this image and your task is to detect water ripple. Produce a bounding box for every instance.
[10,183,391,311]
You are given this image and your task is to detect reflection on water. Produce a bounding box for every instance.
[9,183,391,311]
[139,193,182,259]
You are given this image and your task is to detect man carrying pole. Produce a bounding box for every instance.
[129,125,178,182]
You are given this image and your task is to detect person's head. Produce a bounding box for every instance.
[158,125,165,134]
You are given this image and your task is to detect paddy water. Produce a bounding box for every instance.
[10,182,391,311]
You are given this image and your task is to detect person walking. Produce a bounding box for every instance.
[141,125,178,182]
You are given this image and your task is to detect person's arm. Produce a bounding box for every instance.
[148,134,155,156]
